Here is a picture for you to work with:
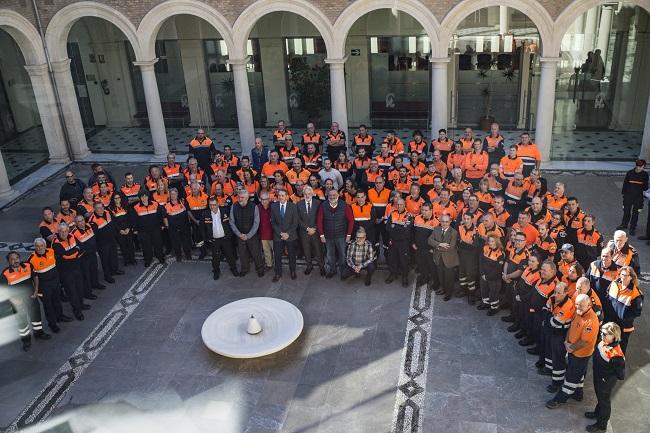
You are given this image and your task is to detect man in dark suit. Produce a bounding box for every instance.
[202,197,238,280]
[271,189,299,282]
[428,213,460,301]
[297,186,325,276]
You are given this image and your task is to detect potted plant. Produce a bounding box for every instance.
[288,57,330,127]
[479,84,495,131]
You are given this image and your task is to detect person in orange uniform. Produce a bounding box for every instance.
[162,153,183,190]
[563,196,586,246]
[534,222,558,262]
[29,238,70,333]
[499,144,524,179]
[39,207,60,245]
[56,199,77,229]
[605,266,643,353]
[463,139,489,188]
[375,142,394,172]
[406,151,427,182]
[2,251,50,351]
[279,135,301,165]
[584,322,626,432]
[483,122,505,167]
[272,120,292,152]
[405,184,425,217]
[325,122,347,162]
[546,293,599,409]
[545,182,567,213]
[234,156,257,182]
[502,231,530,318]
[479,234,506,314]
[261,150,289,181]
[484,164,507,195]
[189,128,216,173]
[432,189,458,222]
[446,142,466,174]
[538,281,576,392]
[353,124,375,156]
[512,211,539,247]
[186,182,209,255]
[385,198,412,287]
[408,130,427,161]
[368,177,391,257]
[335,152,353,180]
[429,150,448,179]
[447,167,471,202]
[133,192,165,267]
[72,214,101,301]
[458,128,475,154]
[431,128,454,162]
[361,159,383,190]
[515,131,541,176]
[301,122,323,154]
[411,202,439,287]
[418,163,441,196]
[287,157,311,186]
[575,214,603,270]
[384,130,405,156]
[302,143,323,175]
[52,223,86,321]
[393,167,412,197]
[351,190,374,241]
[526,196,552,228]
[120,172,142,207]
[458,213,481,304]
[163,188,192,262]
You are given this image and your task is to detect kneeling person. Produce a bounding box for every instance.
[342,228,376,286]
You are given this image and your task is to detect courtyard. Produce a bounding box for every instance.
[0,163,647,433]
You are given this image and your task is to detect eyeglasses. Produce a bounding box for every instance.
[620,273,630,277]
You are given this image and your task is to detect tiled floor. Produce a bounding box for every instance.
[84,126,643,162]
[0,164,648,433]
[0,127,49,183]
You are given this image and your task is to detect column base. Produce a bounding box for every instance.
[48,156,71,164]
[72,150,92,160]
[0,188,18,200]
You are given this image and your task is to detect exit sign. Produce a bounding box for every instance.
[351,49,361,56]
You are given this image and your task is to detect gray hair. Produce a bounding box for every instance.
[33,238,47,247]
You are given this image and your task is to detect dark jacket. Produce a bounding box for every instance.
[271,201,299,242]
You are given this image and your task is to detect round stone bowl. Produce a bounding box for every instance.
[201,297,304,358]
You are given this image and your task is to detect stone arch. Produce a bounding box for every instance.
[45,1,141,62]
[552,0,650,55]
[138,0,234,61]
[440,0,555,56]
[0,10,46,65]
[231,0,335,59]
[332,0,442,58]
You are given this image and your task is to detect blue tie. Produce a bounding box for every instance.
[280,204,285,218]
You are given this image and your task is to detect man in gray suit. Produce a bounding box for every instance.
[297,186,325,276]
[428,213,459,301]
[271,189,299,282]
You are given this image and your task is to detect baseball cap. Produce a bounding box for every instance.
[560,243,574,252]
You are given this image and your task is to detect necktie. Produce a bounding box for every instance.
[306,202,310,214]
[281,204,285,218]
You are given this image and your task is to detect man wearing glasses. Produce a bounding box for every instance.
[341,228,375,286]
[428,213,459,301]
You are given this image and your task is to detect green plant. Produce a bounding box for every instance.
[502,68,515,81]
[481,85,493,118]
[288,57,330,120]
[220,75,235,94]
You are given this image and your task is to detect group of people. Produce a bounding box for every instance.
[2,121,645,432]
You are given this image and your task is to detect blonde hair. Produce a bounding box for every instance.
[601,322,622,343]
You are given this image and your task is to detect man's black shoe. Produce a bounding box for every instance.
[546,383,560,393]
[443,295,451,301]
[105,277,115,283]
[144,262,151,268]
[507,324,519,332]
[75,313,85,321]
[487,309,498,316]
[514,330,527,339]
[615,224,627,231]
[95,284,106,290]
[50,326,61,334]
[526,347,539,355]
[584,411,597,420]
[82,304,91,310]
[501,315,515,323]
[58,315,73,323]
[114,270,125,275]
[304,266,313,275]
[320,268,326,277]
[291,272,297,280]
[257,271,264,278]
[364,277,372,286]
[477,303,490,310]
[519,337,535,346]
[34,331,51,340]
[538,367,552,376]
[213,272,220,281]
[585,423,607,432]
[84,294,98,300]
[272,274,281,282]
[385,274,395,284]
[630,228,636,236]
[22,341,31,352]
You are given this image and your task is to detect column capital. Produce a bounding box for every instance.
[133,58,159,71]
[24,63,49,77]
[50,58,72,74]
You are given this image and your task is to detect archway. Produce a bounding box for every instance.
[552,3,650,160]
[0,28,49,183]
[448,6,541,132]
[343,9,433,138]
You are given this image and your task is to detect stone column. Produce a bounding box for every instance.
[50,59,90,159]
[584,8,599,53]
[259,39,289,126]
[228,57,256,156]
[133,59,169,157]
[24,63,69,163]
[430,57,450,135]
[179,39,214,127]
[597,6,614,59]
[534,57,561,162]
[499,6,510,36]
[640,93,650,160]
[0,151,16,198]
[325,57,349,138]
